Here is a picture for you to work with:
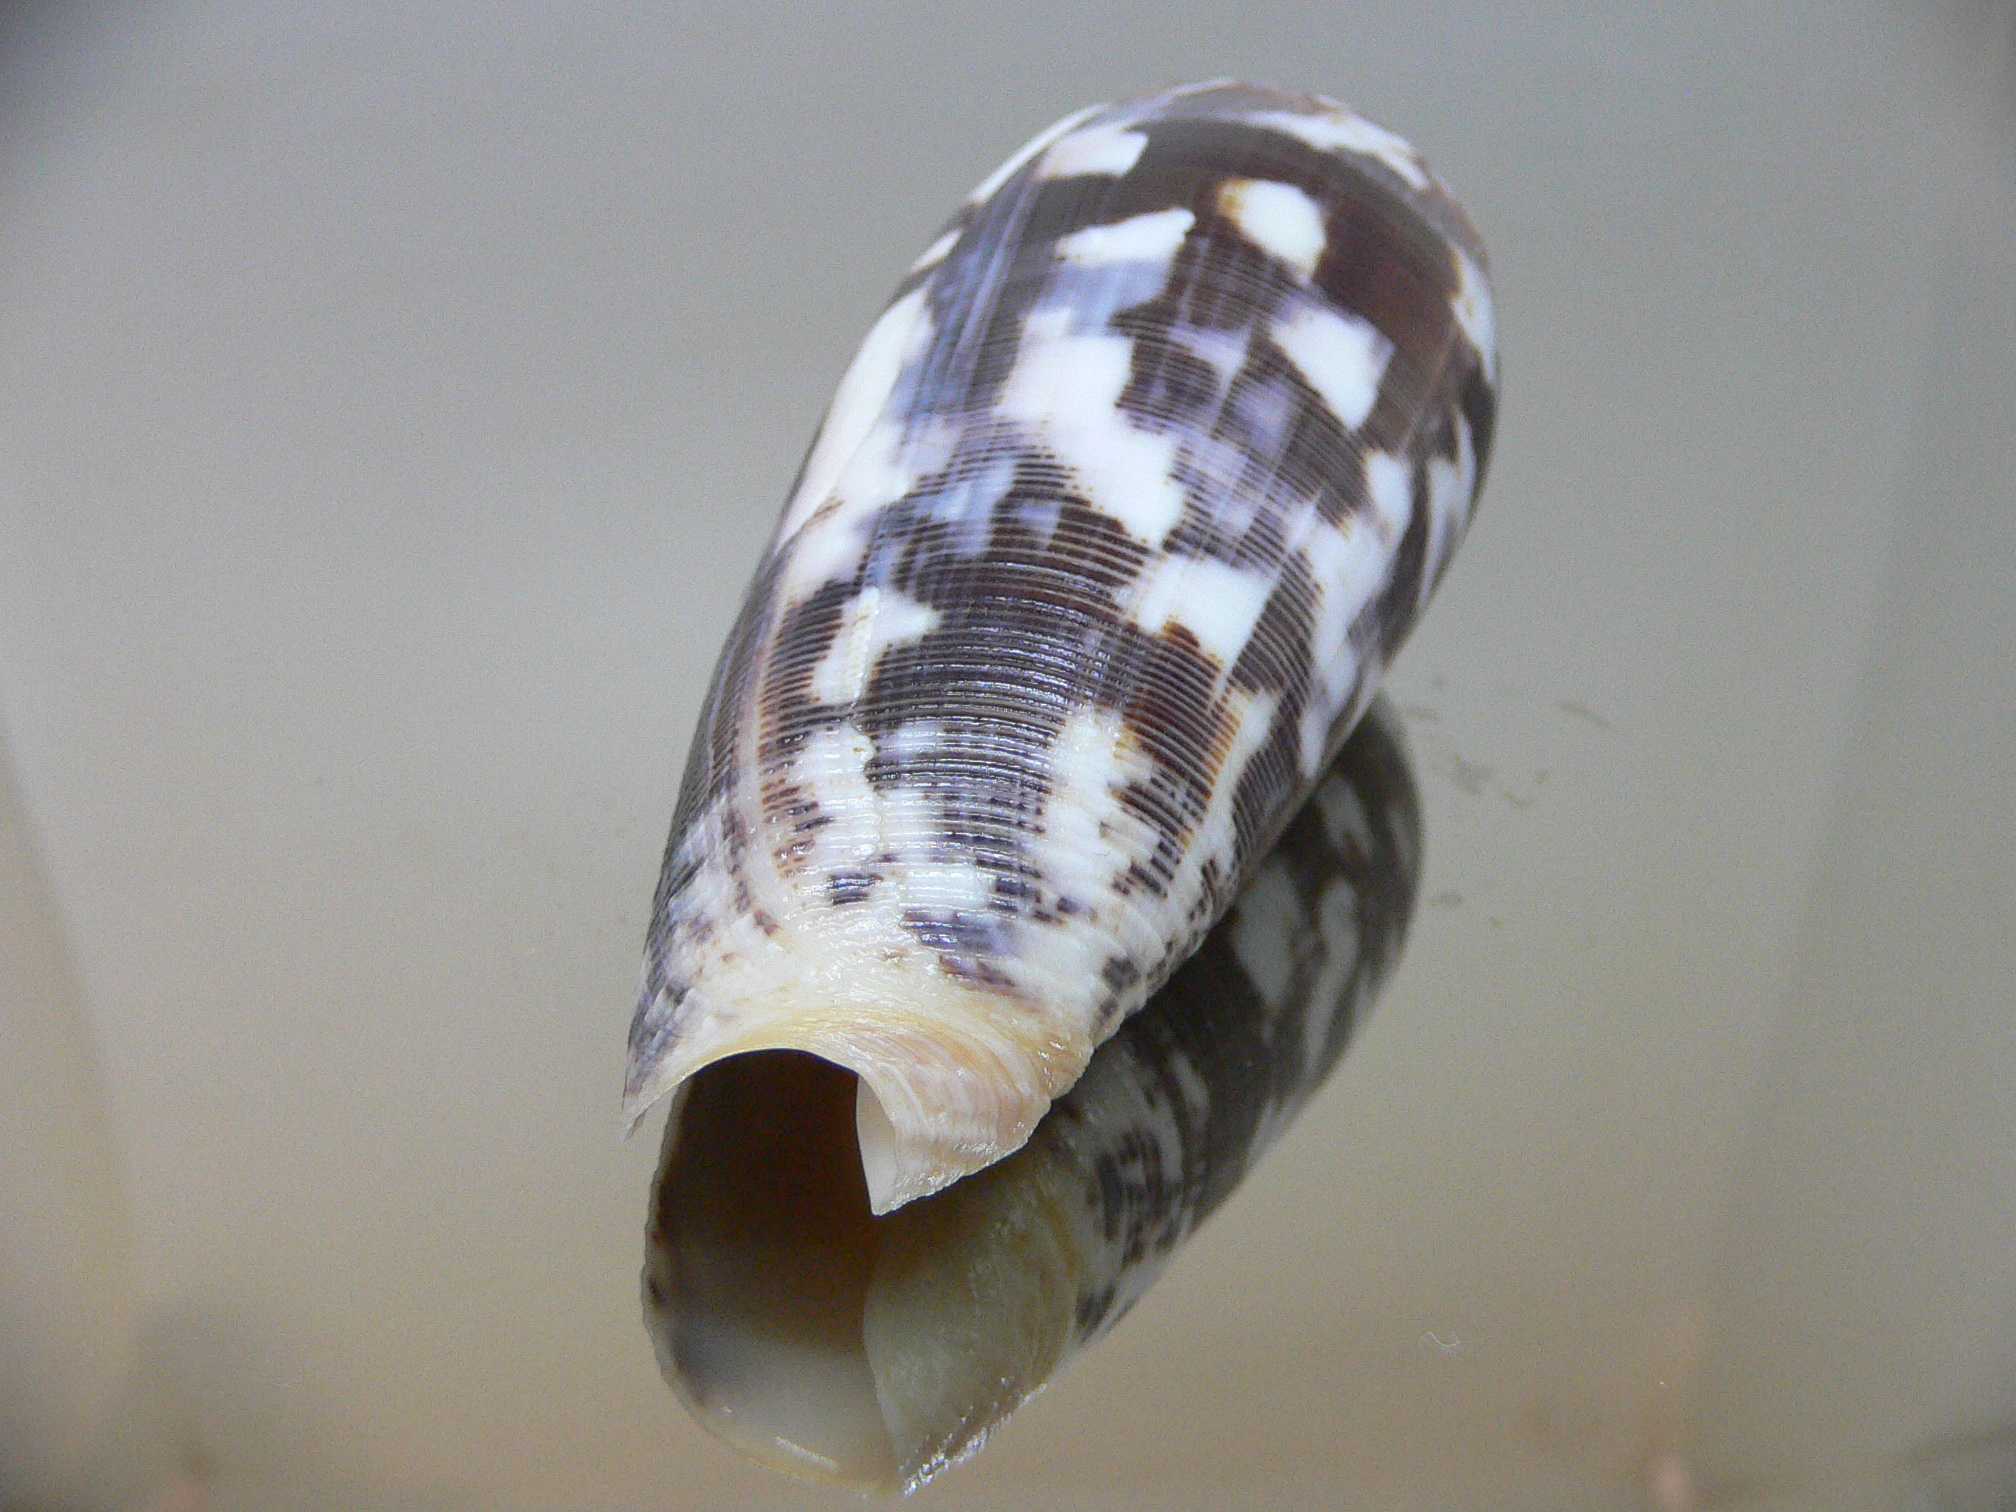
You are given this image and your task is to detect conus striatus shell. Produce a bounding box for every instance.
[646,696,1421,1492]
[626,80,1495,1214]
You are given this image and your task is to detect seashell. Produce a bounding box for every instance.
[626,79,1495,1216]
[645,696,1422,1492]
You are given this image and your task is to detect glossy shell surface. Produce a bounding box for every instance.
[626,80,1495,1212]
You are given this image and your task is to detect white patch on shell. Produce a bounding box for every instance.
[1364,449,1414,542]
[1273,303,1393,432]
[907,444,1014,560]
[1040,124,1150,181]
[780,430,959,612]
[999,307,1186,546]
[792,727,944,893]
[1008,689,1296,1034]
[880,719,942,762]
[778,285,936,545]
[899,862,999,914]
[1217,179,1328,280]
[1037,688,1286,1004]
[1293,508,1395,777]
[1056,207,1195,266]
[1254,108,1429,190]
[809,586,944,706]
[777,506,870,609]
[1452,245,1497,383]
[1422,415,1477,604]
[1125,554,1275,669]
[776,410,952,605]
[909,225,961,275]
[1173,685,1281,909]
[1171,325,1249,391]
[967,103,1103,203]
[1038,708,1161,907]
[792,725,883,871]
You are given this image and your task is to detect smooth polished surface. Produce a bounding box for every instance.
[1,4,2012,1510]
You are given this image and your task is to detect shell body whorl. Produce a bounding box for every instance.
[627,81,1495,1212]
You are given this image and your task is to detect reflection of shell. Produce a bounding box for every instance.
[625,78,1493,1216]
[646,697,1422,1492]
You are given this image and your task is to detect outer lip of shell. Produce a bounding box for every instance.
[624,952,1084,1214]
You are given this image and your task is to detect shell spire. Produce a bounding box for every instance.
[627,81,1495,1213]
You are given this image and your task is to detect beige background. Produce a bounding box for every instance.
[3,3,2014,1509]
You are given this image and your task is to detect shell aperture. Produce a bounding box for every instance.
[626,80,1493,1215]
[645,696,1422,1493]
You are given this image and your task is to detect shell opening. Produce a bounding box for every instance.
[645,1050,1079,1494]
[647,1052,893,1486]
[624,959,1080,1215]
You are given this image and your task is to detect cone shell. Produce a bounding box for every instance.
[626,80,1495,1213]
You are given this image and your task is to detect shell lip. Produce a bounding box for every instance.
[623,958,1087,1213]
[622,987,681,1131]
